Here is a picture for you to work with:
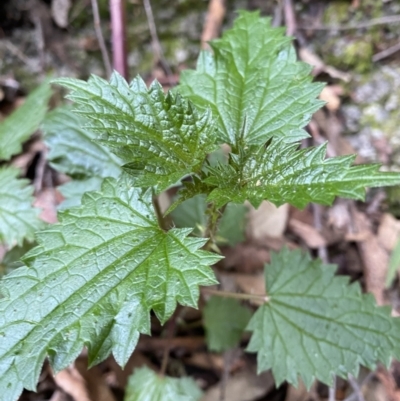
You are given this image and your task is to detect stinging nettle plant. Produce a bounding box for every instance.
[1,10,400,400]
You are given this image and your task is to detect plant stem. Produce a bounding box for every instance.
[160,308,179,377]
[202,287,269,303]
[110,0,128,79]
[204,202,227,250]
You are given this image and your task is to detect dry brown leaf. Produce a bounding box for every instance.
[246,201,288,241]
[184,352,244,373]
[352,209,389,305]
[374,365,400,401]
[231,273,265,306]
[51,0,71,28]
[288,218,327,248]
[378,213,400,252]
[201,366,274,401]
[34,188,60,224]
[53,366,91,401]
[74,356,116,401]
[285,381,316,401]
[137,336,205,353]
[319,85,342,111]
[222,243,270,273]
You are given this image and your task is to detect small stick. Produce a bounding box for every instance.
[91,0,112,78]
[283,0,296,36]
[201,0,226,49]
[343,372,374,401]
[312,204,328,263]
[373,41,400,62]
[202,287,269,303]
[347,374,365,401]
[329,376,336,401]
[160,308,179,377]
[143,0,173,80]
[110,0,128,79]
[298,15,400,31]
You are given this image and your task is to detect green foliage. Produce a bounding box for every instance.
[55,73,218,192]
[202,139,400,208]
[0,177,220,400]
[1,10,400,401]
[204,296,252,351]
[246,248,400,388]
[171,194,247,245]
[42,106,122,208]
[0,82,52,161]
[124,367,202,401]
[43,106,122,179]
[177,10,324,148]
[0,167,43,247]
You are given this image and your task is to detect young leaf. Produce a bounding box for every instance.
[246,247,400,388]
[42,106,122,179]
[54,72,218,192]
[202,139,400,208]
[0,82,52,161]
[0,176,221,401]
[0,167,43,247]
[171,194,247,246]
[177,10,324,148]
[124,367,202,401]
[203,296,252,352]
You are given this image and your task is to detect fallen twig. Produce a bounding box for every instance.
[373,41,400,62]
[91,0,112,78]
[143,0,173,79]
[298,15,400,31]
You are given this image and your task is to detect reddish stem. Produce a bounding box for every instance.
[110,0,128,79]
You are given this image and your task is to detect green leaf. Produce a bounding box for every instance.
[0,167,43,247]
[42,106,122,210]
[54,72,218,192]
[202,139,400,208]
[0,176,220,401]
[0,82,52,160]
[203,296,252,352]
[170,194,247,246]
[42,106,122,179]
[124,367,202,401]
[217,203,247,246]
[177,10,324,148]
[246,247,400,388]
[57,177,104,210]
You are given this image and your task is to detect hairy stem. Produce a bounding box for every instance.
[204,202,227,250]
